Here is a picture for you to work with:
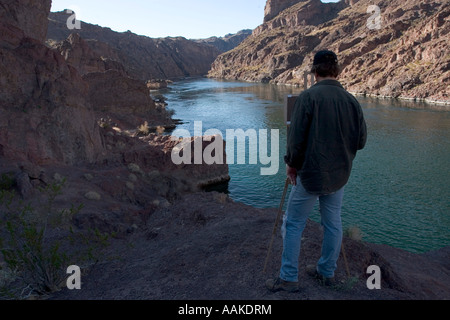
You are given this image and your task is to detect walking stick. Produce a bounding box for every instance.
[263,178,290,274]
[341,238,351,278]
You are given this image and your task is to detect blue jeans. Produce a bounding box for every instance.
[280,177,345,282]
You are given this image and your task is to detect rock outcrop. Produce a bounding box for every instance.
[0,0,52,42]
[82,70,173,130]
[208,0,450,103]
[49,33,128,76]
[47,11,221,81]
[264,0,307,22]
[46,32,175,132]
[0,0,104,166]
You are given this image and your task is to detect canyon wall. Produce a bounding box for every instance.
[209,0,449,103]
[47,11,221,81]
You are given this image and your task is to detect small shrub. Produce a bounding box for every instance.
[155,126,165,135]
[137,121,150,136]
[0,179,111,299]
[0,174,14,191]
[127,163,142,174]
[344,226,363,241]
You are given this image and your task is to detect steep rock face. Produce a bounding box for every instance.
[49,33,128,76]
[0,0,52,42]
[264,0,304,22]
[258,0,344,34]
[209,0,449,103]
[48,33,174,131]
[47,11,221,81]
[0,1,105,166]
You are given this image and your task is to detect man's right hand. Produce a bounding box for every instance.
[286,165,298,186]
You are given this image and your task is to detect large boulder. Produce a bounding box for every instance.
[83,70,174,130]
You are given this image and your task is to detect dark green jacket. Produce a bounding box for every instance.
[284,79,367,194]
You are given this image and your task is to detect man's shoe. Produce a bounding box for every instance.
[266,277,299,293]
[306,265,336,287]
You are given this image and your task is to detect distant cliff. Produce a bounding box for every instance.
[47,11,221,81]
[194,29,253,53]
[209,0,449,103]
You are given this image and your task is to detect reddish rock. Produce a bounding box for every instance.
[0,25,104,166]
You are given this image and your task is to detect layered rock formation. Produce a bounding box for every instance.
[47,11,221,81]
[208,0,450,103]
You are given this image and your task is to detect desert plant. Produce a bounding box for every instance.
[344,226,364,241]
[155,126,165,135]
[332,276,360,292]
[0,178,111,299]
[0,174,14,191]
[1,212,68,295]
[137,121,150,136]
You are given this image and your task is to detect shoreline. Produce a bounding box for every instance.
[350,92,450,110]
[203,75,450,109]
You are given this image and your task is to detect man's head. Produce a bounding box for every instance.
[310,50,340,78]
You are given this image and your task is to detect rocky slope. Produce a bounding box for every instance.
[48,191,450,300]
[47,11,221,81]
[208,0,449,103]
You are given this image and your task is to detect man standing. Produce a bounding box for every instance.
[266,50,367,292]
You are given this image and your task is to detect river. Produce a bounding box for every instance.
[155,77,450,254]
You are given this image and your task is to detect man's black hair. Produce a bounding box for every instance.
[310,50,341,78]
